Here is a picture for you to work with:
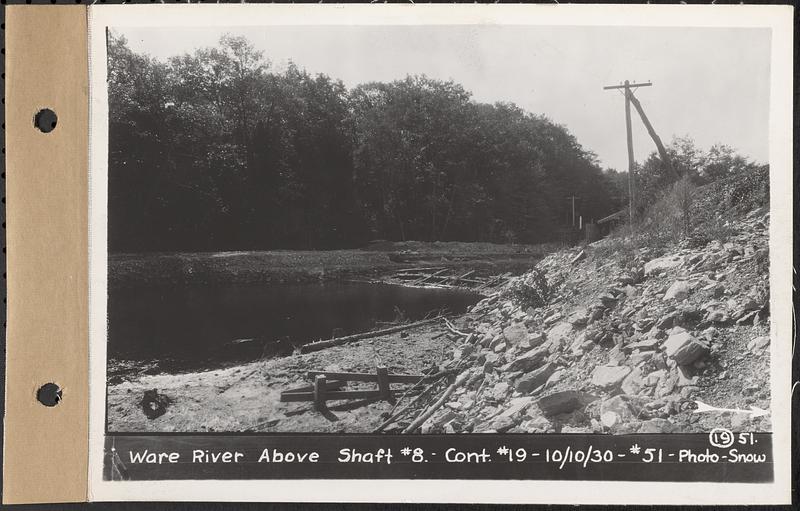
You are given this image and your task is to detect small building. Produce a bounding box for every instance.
[596,208,628,237]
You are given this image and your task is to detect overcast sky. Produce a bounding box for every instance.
[117,25,771,172]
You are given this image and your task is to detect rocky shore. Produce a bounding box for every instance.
[413,207,771,434]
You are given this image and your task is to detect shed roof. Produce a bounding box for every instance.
[597,208,628,224]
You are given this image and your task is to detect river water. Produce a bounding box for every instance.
[107,281,481,369]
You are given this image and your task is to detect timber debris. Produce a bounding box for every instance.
[382,267,513,293]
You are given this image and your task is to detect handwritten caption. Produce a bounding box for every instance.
[121,428,767,469]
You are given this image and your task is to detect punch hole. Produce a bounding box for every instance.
[34,108,58,133]
[36,383,62,407]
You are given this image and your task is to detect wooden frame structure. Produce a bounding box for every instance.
[280,365,425,410]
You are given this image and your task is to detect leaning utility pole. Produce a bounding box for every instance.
[627,93,677,180]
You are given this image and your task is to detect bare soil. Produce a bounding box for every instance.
[106,315,475,433]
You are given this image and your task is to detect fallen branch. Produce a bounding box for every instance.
[443,318,470,338]
[373,375,446,433]
[401,370,472,434]
[300,317,441,353]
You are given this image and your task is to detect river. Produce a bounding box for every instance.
[107,281,482,370]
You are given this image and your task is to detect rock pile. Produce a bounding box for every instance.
[412,208,772,435]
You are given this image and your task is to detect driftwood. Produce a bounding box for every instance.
[383,266,512,293]
[443,318,470,338]
[394,267,445,273]
[300,317,441,353]
[412,268,449,285]
[453,269,476,282]
[401,370,471,433]
[373,375,444,432]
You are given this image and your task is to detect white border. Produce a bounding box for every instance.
[87,4,793,504]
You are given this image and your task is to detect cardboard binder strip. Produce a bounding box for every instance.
[4,6,89,504]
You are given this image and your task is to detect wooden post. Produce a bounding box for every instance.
[565,195,580,227]
[376,364,392,402]
[313,374,327,411]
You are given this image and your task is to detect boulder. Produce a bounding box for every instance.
[597,293,617,307]
[567,309,589,327]
[663,331,709,365]
[705,310,729,323]
[656,311,678,330]
[500,396,534,418]
[543,312,563,326]
[740,297,760,311]
[583,326,603,343]
[515,362,557,393]
[481,351,499,366]
[502,323,528,346]
[599,395,636,427]
[523,331,547,350]
[628,337,660,351]
[520,415,552,433]
[644,255,682,276]
[537,390,586,416]
[489,415,515,433]
[645,369,666,387]
[547,321,574,345]
[638,418,678,433]
[747,335,770,353]
[675,365,698,387]
[621,367,645,395]
[492,382,510,398]
[504,346,549,373]
[561,425,594,433]
[545,369,563,386]
[730,412,750,431]
[591,365,632,390]
[663,280,691,301]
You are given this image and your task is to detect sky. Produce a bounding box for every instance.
[117,25,771,172]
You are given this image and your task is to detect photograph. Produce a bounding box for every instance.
[103,21,774,439]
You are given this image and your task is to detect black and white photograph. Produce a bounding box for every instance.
[104,20,776,435]
[86,3,792,503]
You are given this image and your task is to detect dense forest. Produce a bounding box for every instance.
[108,33,634,253]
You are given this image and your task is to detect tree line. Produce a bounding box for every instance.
[108,33,628,253]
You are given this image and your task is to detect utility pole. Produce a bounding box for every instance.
[565,195,580,228]
[604,80,650,225]
[603,80,673,224]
